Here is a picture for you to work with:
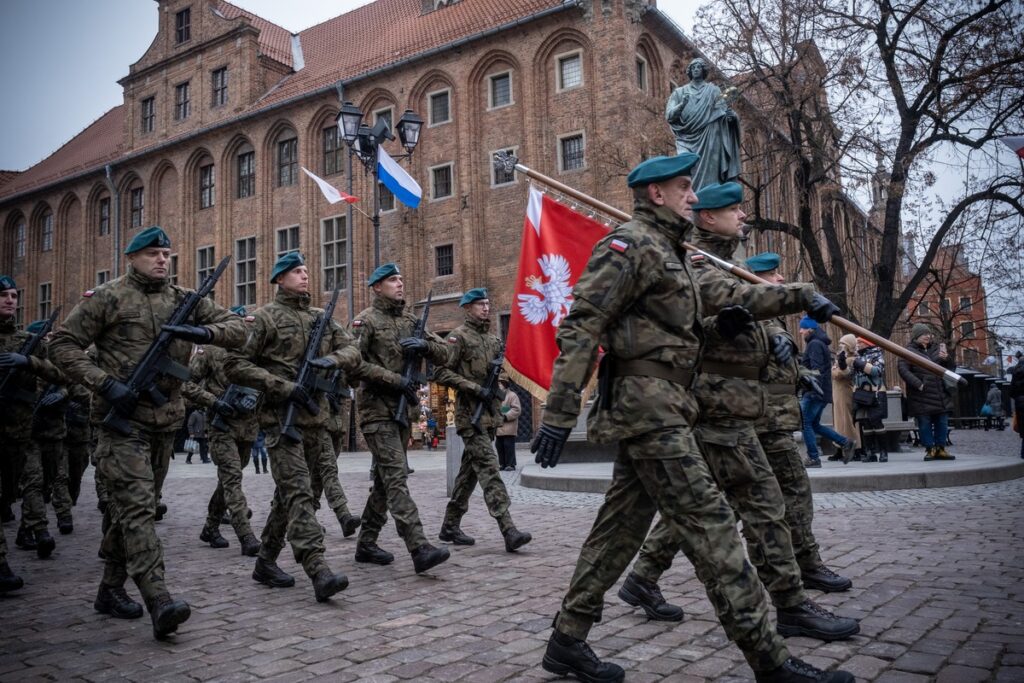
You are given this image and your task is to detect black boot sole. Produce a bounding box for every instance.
[240,543,261,557]
[778,620,860,641]
[340,518,361,538]
[252,569,295,588]
[36,538,55,559]
[152,603,191,640]
[542,654,625,683]
[0,578,24,593]
[438,532,475,546]
[354,549,395,565]
[802,576,853,593]
[413,548,450,574]
[94,600,144,619]
[617,583,684,622]
[314,575,349,603]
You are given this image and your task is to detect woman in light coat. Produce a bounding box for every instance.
[495,377,521,471]
[830,334,860,460]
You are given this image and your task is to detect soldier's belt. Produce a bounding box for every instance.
[613,359,694,386]
[699,361,761,381]
[764,383,797,395]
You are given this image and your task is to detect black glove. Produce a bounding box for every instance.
[531,423,573,468]
[798,374,823,397]
[0,352,29,369]
[852,357,867,372]
[100,377,138,415]
[309,357,336,369]
[399,337,429,355]
[837,350,847,370]
[212,400,237,418]
[288,384,319,416]
[805,294,840,324]
[237,394,259,413]
[715,305,755,340]
[38,388,69,411]
[399,377,421,403]
[162,324,213,344]
[771,334,796,365]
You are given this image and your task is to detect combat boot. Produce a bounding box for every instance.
[147,593,191,640]
[503,528,532,553]
[15,526,36,550]
[439,524,475,546]
[777,599,860,641]
[755,657,854,683]
[337,512,361,538]
[94,583,144,619]
[801,565,852,593]
[199,525,229,549]
[0,561,24,593]
[312,568,349,602]
[239,533,261,557]
[411,543,450,574]
[617,572,684,621]
[57,515,74,535]
[155,502,168,521]
[35,530,56,559]
[355,541,394,565]
[252,557,295,588]
[542,629,625,683]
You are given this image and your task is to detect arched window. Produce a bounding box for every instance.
[40,210,54,252]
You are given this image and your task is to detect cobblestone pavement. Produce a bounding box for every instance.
[2,427,1022,682]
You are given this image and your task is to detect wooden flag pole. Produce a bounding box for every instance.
[495,152,965,386]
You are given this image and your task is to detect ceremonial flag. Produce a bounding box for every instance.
[302,167,359,204]
[377,147,422,208]
[504,185,610,398]
[999,136,1024,159]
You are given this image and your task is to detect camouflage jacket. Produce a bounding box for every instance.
[351,295,452,430]
[182,345,260,441]
[32,344,72,441]
[0,320,65,441]
[543,198,814,445]
[432,315,504,434]
[48,267,246,432]
[64,383,92,443]
[754,318,802,433]
[224,290,389,429]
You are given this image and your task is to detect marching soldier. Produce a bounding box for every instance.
[224,252,382,600]
[620,186,859,644]
[529,157,854,683]
[306,367,361,538]
[49,227,246,639]
[64,382,93,507]
[433,288,531,551]
[349,263,451,574]
[31,329,76,536]
[181,306,262,557]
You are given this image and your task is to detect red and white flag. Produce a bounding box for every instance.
[302,167,359,204]
[504,186,610,398]
[999,136,1024,159]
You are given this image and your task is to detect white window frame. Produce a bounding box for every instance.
[321,215,348,292]
[96,270,111,286]
[555,50,584,92]
[429,162,455,201]
[373,106,395,133]
[196,245,216,288]
[487,71,513,110]
[428,88,452,127]
[490,146,518,187]
[234,236,257,307]
[275,225,300,259]
[557,131,587,173]
[377,181,397,214]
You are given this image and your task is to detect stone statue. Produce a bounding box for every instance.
[665,58,742,190]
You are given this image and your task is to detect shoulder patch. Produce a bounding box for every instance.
[83,290,94,298]
[244,315,256,323]
[352,319,363,327]
[690,254,706,267]
[609,238,631,253]
[447,336,460,344]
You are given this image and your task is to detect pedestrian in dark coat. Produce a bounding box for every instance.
[898,323,955,461]
[1009,352,1024,458]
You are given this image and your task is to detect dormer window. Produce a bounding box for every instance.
[176,8,191,44]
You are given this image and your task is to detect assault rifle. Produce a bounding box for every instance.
[210,384,262,432]
[393,290,432,428]
[0,307,60,404]
[102,256,230,436]
[470,342,507,434]
[281,283,341,443]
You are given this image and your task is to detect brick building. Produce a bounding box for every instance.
[0,0,882,435]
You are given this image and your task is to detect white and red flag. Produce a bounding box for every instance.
[302,167,359,204]
[999,136,1024,159]
[504,186,610,398]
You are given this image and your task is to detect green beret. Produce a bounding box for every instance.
[367,262,400,286]
[0,275,15,291]
[270,251,305,283]
[693,182,743,210]
[229,305,247,316]
[745,252,781,273]
[460,288,488,306]
[627,153,700,188]
[26,320,47,334]
[124,226,171,254]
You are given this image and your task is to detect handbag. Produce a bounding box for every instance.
[852,389,877,408]
[183,437,197,453]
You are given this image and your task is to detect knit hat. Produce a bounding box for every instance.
[839,334,857,353]
[911,323,932,341]
[799,316,818,330]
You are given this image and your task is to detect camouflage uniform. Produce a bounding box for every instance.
[352,296,452,553]
[631,229,808,611]
[0,319,63,537]
[49,267,245,602]
[224,290,384,578]
[310,378,354,521]
[33,366,74,526]
[64,383,93,505]
[544,199,815,672]
[181,345,258,542]
[433,315,515,533]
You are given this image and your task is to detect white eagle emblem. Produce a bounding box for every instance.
[517,253,573,327]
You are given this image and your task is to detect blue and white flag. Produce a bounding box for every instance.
[377,147,422,209]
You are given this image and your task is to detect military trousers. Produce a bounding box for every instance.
[632,421,806,610]
[443,428,514,533]
[0,441,25,510]
[555,426,789,673]
[205,430,254,539]
[152,438,171,514]
[757,430,823,572]
[94,426,172,601]
[358,421,428,553]
[258,426,329,579]
[15,439,48,533]
[65,439,90,505]
[39,438,73,519]
[310,430,352,518]
[327,427,345,461]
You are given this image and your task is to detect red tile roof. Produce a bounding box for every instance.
[1,0,568,203]
[0,171,20,189]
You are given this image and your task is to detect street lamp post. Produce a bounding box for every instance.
[336,102,423,268]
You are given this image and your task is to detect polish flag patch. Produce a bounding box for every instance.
[352,320,363,327]
[609,239,630,253]
[83,290,95,298]
[244,315,256,323]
